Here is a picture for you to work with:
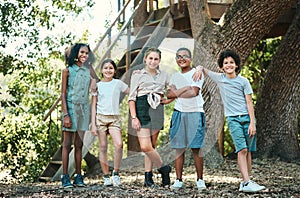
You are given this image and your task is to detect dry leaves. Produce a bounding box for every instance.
[0,158,299,197]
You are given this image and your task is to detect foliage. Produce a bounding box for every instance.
[158,102,174,147]
[241,37,282,103]
[0,0,94,55]
[0,112,60,183]
[0,55,63,182]
[0,0,95,183]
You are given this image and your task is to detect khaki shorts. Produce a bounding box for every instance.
[96,114,121,133]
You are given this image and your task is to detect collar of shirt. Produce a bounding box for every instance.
[141,68,161,76]
[71,64,86,72]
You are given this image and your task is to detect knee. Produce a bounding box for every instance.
[151,143,157,149]
[100,145,108,154]
[238,148,248,156]
[74,141,83,149]
[62,140,72,150]
[140,145,153,153]
[114,141,123,150]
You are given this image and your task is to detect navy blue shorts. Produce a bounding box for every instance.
[136,95,164,130]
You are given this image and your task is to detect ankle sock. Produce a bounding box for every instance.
[113,171,119,176]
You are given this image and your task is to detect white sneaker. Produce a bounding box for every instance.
[171,179,183,190]
[103,177,112,187]
[112,175,121,186]
[239,182,243,191]
[196,179,206,191]
[242,180,265,192]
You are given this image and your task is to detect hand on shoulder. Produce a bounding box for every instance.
[132,69,142,75]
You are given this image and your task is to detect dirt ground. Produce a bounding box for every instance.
[0,158,299,197]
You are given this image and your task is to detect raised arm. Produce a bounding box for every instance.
[89,66,100,82]
[192,65,210,81]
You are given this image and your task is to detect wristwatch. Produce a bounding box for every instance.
[63,113,69,117]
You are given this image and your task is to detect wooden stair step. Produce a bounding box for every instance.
[39,176,52,182]
[50,160,62,165]
[130,36,151,50]
[117,49,140,68]
[145,19,161,26]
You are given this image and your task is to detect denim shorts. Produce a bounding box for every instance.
[62,102,90,132]
[227,115,257,153]
[170,110,206,149]
[136,95,164,130]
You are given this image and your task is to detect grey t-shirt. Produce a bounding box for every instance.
[208,71,253,117]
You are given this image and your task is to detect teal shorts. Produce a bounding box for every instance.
[227,115,257,153]
[170,110,206,149]
[62,102,90,132]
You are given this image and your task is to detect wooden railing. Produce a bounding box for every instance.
[94,0,147,72]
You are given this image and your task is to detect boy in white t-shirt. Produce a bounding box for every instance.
[167,48,206,191]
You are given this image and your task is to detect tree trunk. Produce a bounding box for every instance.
[255,2,300,160]
[188,0,298,166]
[133,0,149,35]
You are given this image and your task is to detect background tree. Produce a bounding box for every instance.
[256,2,300,160]
[187,0,299,165]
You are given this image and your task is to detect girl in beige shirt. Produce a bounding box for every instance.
[128,48,173,187]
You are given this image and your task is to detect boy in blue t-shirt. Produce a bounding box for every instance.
[195,49,265,193]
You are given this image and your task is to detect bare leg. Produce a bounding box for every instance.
[145,129,160,171]
[98,131,109,175]
[247,151,252,176]
[74,130,84,174]
[62,131,74,174]
[192,148,204,180]
[237,148,250,182]
[109,129,123,172]
[138,128,162,168]
[175,148,185,179]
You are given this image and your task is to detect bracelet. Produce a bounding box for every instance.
[91,92,97,96]
[196,65,203,71]
[63,113,69,117]
[131,115,137,119]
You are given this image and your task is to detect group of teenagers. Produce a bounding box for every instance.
[60,43,266,193]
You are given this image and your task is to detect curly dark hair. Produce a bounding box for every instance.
[217,49,241,74]
[66,43,92,66]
